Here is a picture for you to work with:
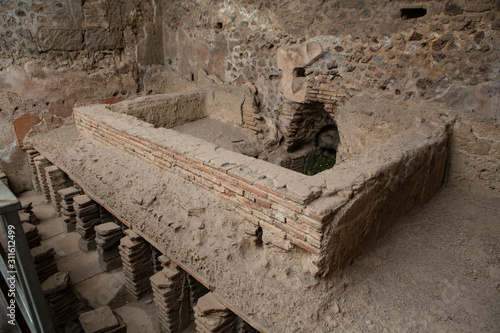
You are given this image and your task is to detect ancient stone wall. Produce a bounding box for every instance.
[1,0,499,194]
[156,0,499,193]
[0,0,152,192]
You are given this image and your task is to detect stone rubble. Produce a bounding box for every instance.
[18,202,39,225]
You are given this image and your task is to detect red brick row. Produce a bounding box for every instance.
[74,109,326,255]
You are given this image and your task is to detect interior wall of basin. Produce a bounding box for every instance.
[100,95,422,181]
[103,91,431,177]
[107,91,207,129]
[334,97,452,162]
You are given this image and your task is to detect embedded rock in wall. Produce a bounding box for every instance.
[175,29,228,84]
[136,23,164,66]
[205,84,259,127]
[84,28,124,51]
[277,41,323,102]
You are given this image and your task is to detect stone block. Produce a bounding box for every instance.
[85,28,123,51]
[37,28,83,51]
[95,222,122,236]
[79,305,119,333]
[278,41,323,102]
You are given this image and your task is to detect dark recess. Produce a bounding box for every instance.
[401,8,427,20]
[293,67,306,77]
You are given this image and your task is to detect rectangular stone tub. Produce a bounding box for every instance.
[72,93,449,277]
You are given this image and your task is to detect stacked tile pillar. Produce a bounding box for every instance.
[45,165,70,214]
[118,230,153,299]
[34,155,52,202]
[41,272,83,328]
[95,222,123,272]
[26,149,41,191]
[150,264,191,333]
[73,194,101,251]
[194,293,237,333]
[31,245,58,283]
[23,222,41,248]
[59,187,82,232]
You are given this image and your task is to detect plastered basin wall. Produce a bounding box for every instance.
[106,88,263,132]
[107,91,207,129]
[73,103,448,276]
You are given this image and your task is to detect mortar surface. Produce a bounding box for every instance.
[172,117,264,157]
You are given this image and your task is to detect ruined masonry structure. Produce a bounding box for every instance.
[4,0,499,332]
[72,98,448,276]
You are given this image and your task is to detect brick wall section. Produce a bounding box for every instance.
[305,78,354,119]
[241,108,265,134]
[74,106,326,257]
[305,85,339,118]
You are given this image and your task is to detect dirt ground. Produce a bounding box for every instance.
[325,185,500,332]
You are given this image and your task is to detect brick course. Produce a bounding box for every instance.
[74,108,323,256]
